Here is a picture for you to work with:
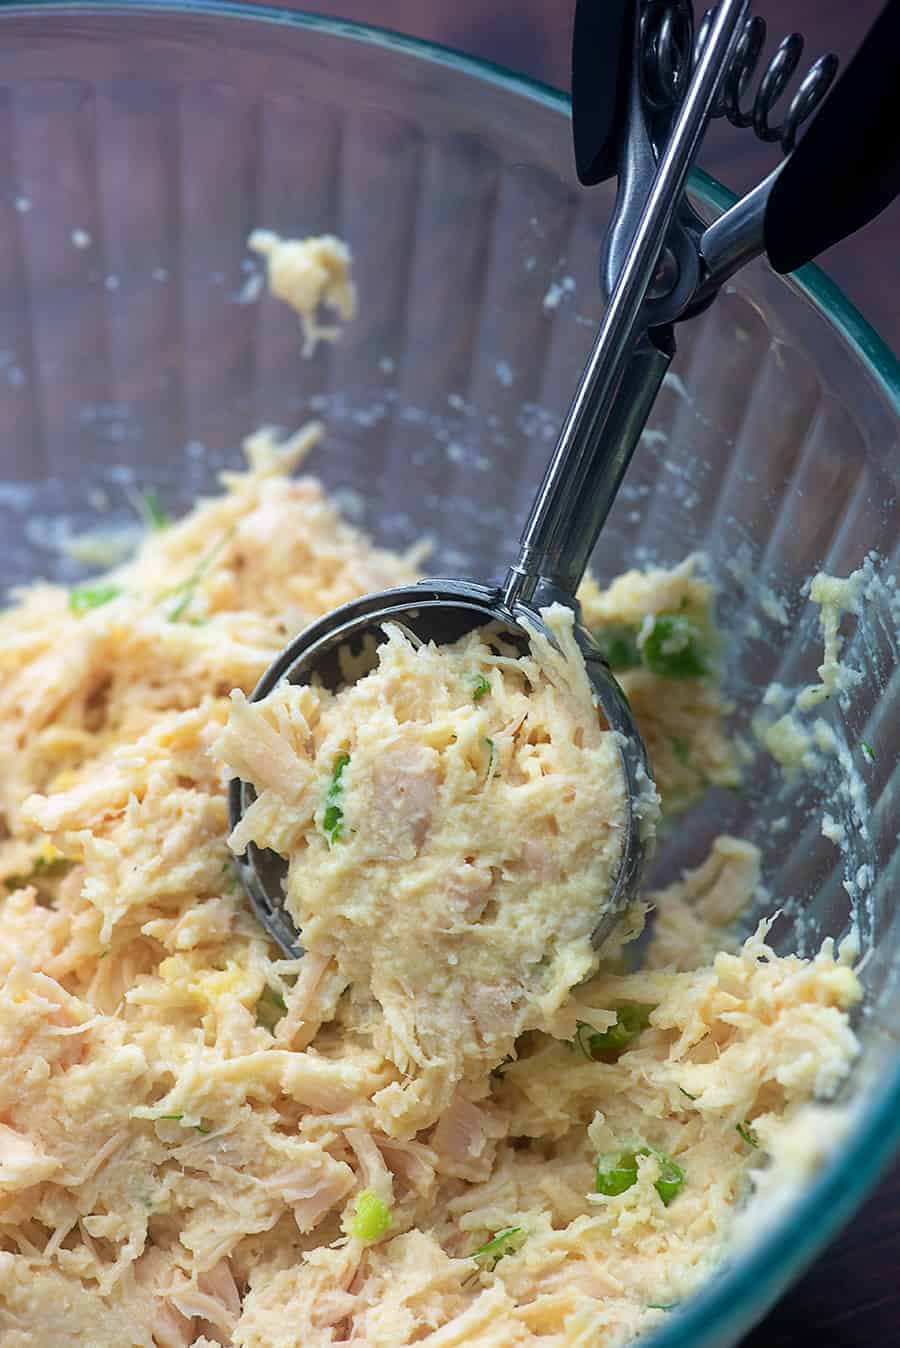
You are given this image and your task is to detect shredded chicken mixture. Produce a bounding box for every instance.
[0,236,861,1346]
[221,608,635,1137]
[0,432,861,1346]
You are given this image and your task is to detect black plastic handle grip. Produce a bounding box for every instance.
[764,0,900,274]
[571,0,633,186]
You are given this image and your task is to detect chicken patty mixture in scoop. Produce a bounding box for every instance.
[220,608,647,1136]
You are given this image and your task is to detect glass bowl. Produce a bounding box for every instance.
[0,3,897,1343]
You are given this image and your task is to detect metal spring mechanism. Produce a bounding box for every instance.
[641,0,839,154]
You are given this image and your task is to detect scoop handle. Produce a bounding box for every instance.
[504,0,749,610]
[764,0,900,274]
[571,0,633,186]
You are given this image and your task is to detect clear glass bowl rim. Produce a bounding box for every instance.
[1,1,898,1340]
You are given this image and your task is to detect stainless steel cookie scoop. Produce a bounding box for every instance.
[231,584,652,960]
[231,0,900,960]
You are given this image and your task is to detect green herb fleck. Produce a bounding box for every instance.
[5,852,73,889]
[670,736,691,766]
[641,613,707,679]
[69,583,122,616]
[255,984,288,1032]
[678,1087,697,1101]
[471,1226,526,1269]
[321,752,351,845]
[141,489,170,530]
[350,1189,391,1243]
[595,1150,640,1198]
[471,673,491,703]
[154,1112,209,1134]
[568,1020,593,1056]
[570,1003,656,1061]
[594,624,641,672]
[34,852,72,878]
[221,860,240,895]
[652,1151,686,1206]
[861,740,875,762]
[166,527,235,622]
[595,1147,685,1206]
[595,614,708,678]
[736,1121,759,1149]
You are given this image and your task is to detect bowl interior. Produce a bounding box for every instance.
[0,6,897,1344]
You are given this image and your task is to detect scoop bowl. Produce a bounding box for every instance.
[229,579,654,959]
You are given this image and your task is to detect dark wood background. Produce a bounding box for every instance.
[248,2,900,1342]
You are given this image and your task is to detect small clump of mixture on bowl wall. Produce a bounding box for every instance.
[0,234,863,1348]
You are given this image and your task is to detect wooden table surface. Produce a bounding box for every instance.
[252,3,900,1342]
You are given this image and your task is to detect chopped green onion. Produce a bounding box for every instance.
[321,752,351,845]
[652,1151,685,1206]
[670,736,691,766]
[166,527,235,622]
[5,852,73,889]
[141,489,170,530]
[736,1121,759,1148]
[255,984,288,1032]
[471,673,491,703]
[471,1226,526,1269]
[33,852,71,877]
[69,583,122,615]
[641,613,707,679]
[154,1112,209,1133]
[570,1003,656,1061]
[595,1150,640,1197]
[595,1147,685,1206]
[350,1189,391,1243]
[594,624,641,672]
[861,740,875,762]
[568,1021,594,1057]
[322,803,342,840]
[595,614,708,678]
[168,592,194,623]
